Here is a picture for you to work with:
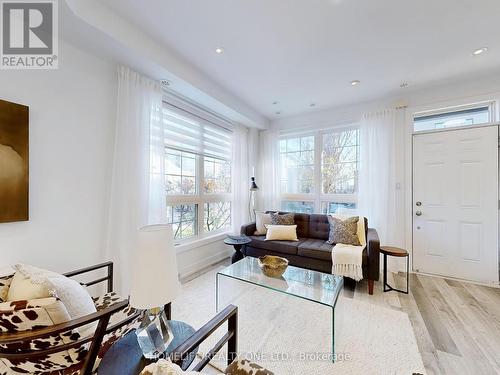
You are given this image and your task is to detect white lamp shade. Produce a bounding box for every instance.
[129,224,181,309]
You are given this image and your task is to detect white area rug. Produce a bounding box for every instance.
[173,268,426,375]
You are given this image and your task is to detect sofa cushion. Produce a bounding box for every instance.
[293,213,310,237]
[298,239,333,261]
[249,236,299,255]
[308,214,330,240]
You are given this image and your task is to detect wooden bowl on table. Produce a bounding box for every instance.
[258,255,289,278]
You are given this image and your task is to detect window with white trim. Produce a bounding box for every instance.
[413,103,494,132]
[279,128,359,214]
[163,102,232,242]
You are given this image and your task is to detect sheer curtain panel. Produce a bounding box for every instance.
[357,109,405,248]
[106,66,165,295]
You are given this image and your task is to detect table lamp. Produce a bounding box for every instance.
[130,224,181,359]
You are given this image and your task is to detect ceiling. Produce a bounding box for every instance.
[100,0,500,120]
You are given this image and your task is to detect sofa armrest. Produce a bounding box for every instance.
[367,228,380,281]
[240,222,256,236]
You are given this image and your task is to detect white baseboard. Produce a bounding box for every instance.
[179,248,232,279]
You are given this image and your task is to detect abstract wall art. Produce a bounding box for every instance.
[0,99,29,223]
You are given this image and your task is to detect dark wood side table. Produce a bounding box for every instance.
[380,246,409,294]
[98,321,197,375]
[224,236,252,264]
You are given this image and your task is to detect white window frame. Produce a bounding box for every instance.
[166,153,232,244]
[279,126,360,214]
[162,95,233,244]
[412,100,497,134]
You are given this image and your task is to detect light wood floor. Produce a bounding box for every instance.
[183,259,500,375]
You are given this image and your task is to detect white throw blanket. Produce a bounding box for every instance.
[332,243,365,281]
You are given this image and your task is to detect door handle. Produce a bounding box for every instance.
[415,211,422,216]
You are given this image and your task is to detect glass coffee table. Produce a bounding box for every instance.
[216,257,344,363]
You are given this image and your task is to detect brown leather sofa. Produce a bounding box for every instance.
[240,212,380,295]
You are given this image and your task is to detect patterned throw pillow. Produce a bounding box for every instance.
[327,216,360,245]
[270,212,294,225]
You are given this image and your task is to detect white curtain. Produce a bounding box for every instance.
[106,66,165,295]
[357,109,405,247]
[231,124,250,232]
[256,129,281,212]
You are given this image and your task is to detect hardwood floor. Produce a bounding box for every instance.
[347,271,500,375]
[183,259,500,375]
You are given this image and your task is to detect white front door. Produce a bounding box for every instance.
[413,125,499,284]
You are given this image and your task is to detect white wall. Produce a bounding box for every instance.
[0,39,237,279]
[0,39,117,274]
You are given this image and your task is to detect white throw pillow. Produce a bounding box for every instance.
[6,264,58,301]
[7,264,97,337]
[254,212,272,235]
[264,224,299,241]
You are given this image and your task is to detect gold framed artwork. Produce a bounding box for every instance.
[0,99,29,223]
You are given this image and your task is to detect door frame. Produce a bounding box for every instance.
[404,95,500,286]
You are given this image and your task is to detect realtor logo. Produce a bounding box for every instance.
[1,0,58,69]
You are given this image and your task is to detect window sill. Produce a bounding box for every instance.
[175,232,229,254]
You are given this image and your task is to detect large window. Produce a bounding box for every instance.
[163,102,232,242]
[279,128,359,214]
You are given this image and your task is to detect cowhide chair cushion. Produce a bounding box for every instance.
[225,358,274,375]
[0,296,87,374]
[0,292,140,375]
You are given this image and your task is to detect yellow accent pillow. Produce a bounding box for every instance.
[264,225,299,241]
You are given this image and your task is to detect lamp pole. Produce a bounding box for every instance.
[249,176,259,222]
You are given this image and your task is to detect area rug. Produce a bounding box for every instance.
[173,268,426,375]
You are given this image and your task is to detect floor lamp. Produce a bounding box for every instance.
[249,176,259,222]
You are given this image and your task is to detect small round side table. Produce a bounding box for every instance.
[224,236,252,264]
[380,246,409,294]
[99,321,197,375]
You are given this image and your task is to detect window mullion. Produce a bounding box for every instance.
[314,132,322,213]
[198,154,204,238]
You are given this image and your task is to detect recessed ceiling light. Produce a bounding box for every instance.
[473,47,488,56]
[215,47,224,54]
[400,82,409,88]
[351,80,360,86]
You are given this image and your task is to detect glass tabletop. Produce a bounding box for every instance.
[217,257,343,308]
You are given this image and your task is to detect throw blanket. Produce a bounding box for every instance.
[332,243,365,281]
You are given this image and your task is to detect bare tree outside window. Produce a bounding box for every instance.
[322,129,359,194]
[204,201,231,232]
[279,129,360,214]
